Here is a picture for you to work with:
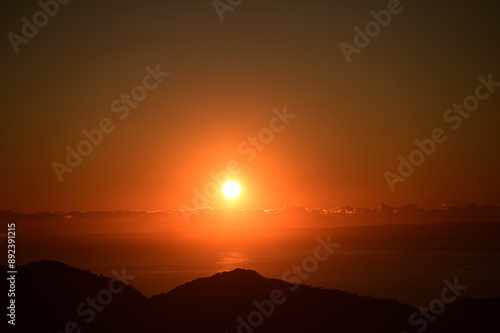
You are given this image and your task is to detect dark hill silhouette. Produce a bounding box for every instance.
[6,260,150,332]
[4,261,499,332]
[149,268,415,332]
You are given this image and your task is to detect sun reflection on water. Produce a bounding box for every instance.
[216,251,248,271]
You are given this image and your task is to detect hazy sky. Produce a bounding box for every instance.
[1,0,499,212]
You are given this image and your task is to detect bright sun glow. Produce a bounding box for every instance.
[222,181,241,199]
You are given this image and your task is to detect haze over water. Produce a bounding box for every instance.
[17,222,500,306]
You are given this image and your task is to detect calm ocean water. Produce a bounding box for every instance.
[17,223,500,306]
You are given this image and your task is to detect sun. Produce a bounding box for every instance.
[222,181,241,199]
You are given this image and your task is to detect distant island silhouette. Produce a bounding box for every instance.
[5,260,499,332]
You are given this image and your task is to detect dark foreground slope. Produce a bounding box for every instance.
[6,261,150,333]
[5,261,500,333]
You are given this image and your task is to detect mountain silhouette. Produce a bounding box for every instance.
[5,261,499,332]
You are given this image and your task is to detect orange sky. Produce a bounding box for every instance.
[1,0,499,212]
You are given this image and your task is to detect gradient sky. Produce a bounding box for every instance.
[1,0,499,212]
